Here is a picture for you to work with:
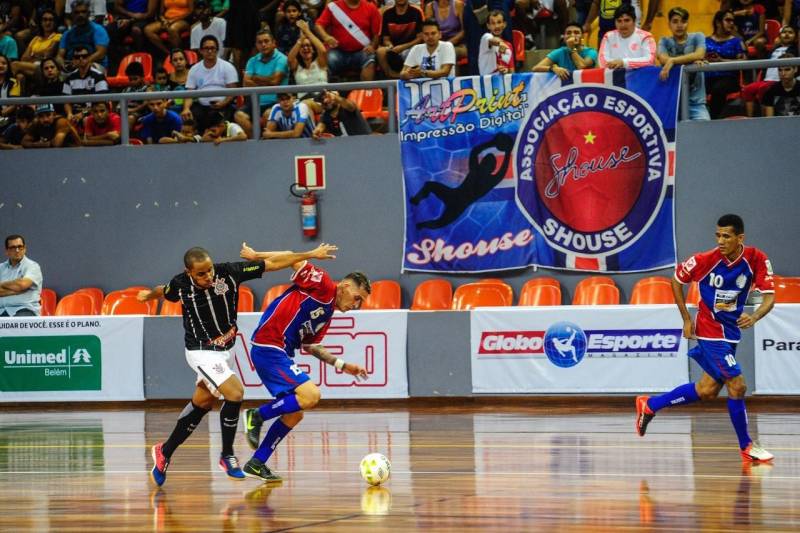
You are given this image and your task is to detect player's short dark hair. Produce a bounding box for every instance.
[422,18,440,30]
[344,272,371,294]
[668,7,690,21]
[125,61,145,77]
[184,247,211,268]
[614,3,637,21]
[717,214,744,234]
[488,9,506,22]
[5,235,25,249]
[563,21,582,33]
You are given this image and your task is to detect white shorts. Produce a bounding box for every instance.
[185,348,236,397]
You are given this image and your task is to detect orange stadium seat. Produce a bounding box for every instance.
[686,281,701,305]
[74,287,104,315]
[40,288,57,316]
[55,293,95,316]
[572,276,616,304]
[348,89,388,121]
[573,283,620,305]
[108,295,152,315]
[238,285,255,312]
[452,282,511,310]
[103,289,157,315]
[159,299,183,316]
[107,52,154,88]
[411,279,453,310]
[519,282,562,306]
[477,278,514,305]
[775,276,800,303]
[262,284,291,311]
[629,278,675,304]
[361,280,402,310]
[512,29,525,63]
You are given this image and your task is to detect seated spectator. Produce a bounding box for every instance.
[0,106,34,149]
[10,9,60,92]
[732,0,766,58]
[705,10,746,118]
[582,0,643,48]
[275,0,309,55]
[22,104,81,148]
[82,100,121,145]
[161,115,202,142]
[463,0,514,75]
[139,96,183,142]
[262,92,315,139]
[311,90,371,138]
[657,7,709,120]
[63,0,108,25]
[190,0,227,58]
[599,4,656,69]
[742,25,797,116]
[244,29,289,117]
[152,66,170,90]
[288,20,328,99]
[121,61,149,127]
[0,28,19,61]
[376,0,423,79]
[30,58,63,98]
[145,0,193,57]
[62,44,109,126]
[532,21,598,78]
[202,110,247,143]
[167,48,190,113]
[478,10,514,75]
[0,235,43,317]
[315,0,381,81]
[107,0,157,63]
[424,0,466,61]
[57,0,110,71]
[0,53,20,98]
[401,18,456,79]
[763,53,800,116]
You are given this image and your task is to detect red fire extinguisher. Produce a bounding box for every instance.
[291,184,318,238]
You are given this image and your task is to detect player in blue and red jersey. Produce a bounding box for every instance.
[636,214,776,462]
[237,243,371,481]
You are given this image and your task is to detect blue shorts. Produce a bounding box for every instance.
[689,340,741,384]
[251,345,310,398]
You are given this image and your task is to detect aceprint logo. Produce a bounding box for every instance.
[478,331,545,355]
[514,85,668,256]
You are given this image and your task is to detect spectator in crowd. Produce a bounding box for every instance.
[742,25,797,116]
[145,0,194,57]
[31,58,63,100]
[657,7,709,120]
[57,0,110,70]
[0,235,43,317]
[225,0,260,74]
[275,0,308,54]
[121,61,150,127]
[763,53,800,116]
[424,0,466,61]
[167,47,190,113]
[22,104,81,147]
[299,0,324,20]
[262,92,315,139]
[62,0,108,24]
[583,0,643,47]
[478,9,514,74]
[311,89,371,138]
[62,44,109,126]
[82,100,121,145]
[0,106,33,149]
[209,0,228,17]
[139,96,183,142]
[288,19,328,98]
[0,26,19,61]
[162,115,202,142]
[532,21,598,78]
[376,0,423,79]
[10,9,61,91]
[244,29,289,117]
[598,4,656,68]
[190,0,227,58]
[0,53,20,98]
[463,0,514,75]
[107,0,158,62]
[152,66,170,90]
[705,9,746,118]
[201,109,247,143]
[182,35,242,133]
[402,18,456,79]
[315,0,382,81]
[732,0,766,58]
[0,2,29,48]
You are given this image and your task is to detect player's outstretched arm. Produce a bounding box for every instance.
[737,292,775,329]
[671,278,695,339]
[240,242,292,261]
[304,344,368,380]
[137,285,165,302]
[240,242,338,272]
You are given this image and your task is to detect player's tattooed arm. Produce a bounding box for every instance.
[137,285,165,302]
[304,344,368,380]
[240,242,338,272]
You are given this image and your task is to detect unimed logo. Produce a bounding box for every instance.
[0,336,102,392]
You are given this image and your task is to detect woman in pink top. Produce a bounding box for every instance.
[598,3,656,69]
[145,0,194,56]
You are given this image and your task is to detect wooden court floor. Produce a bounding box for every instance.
[0,401,799,532]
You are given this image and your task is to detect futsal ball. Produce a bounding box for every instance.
[360,453,391,486]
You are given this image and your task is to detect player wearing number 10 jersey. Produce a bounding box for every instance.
[636,214,776,462]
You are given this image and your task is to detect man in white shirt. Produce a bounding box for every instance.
[190,1,227,59]
[401,18,456,79]
[598,4,656,69]
[0,235,43,317]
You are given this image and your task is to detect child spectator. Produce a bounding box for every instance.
[763,53,800,116]
[202,110,247,144]
[82,100,121,146]
[275,0,308,55]
[598,4,656,69]
[152,67,170,91]
[376,0,424,79]
[705,10,746,118]
[288,20,328,99]
[311,90,371,138]
[262,92,315,139]
[161,116,202,142]
[121,60,149,128]
[139,97,184,143]
[532,21,597,78]
[0,106,34,149]
[478,10,514,75]
[190,0,227,58]
[657,7,709,120]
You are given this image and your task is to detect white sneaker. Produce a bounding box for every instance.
[740,442,774,462]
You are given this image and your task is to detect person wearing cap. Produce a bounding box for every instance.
[311,90,371,138]
[0,235,43,317]
[21,104,81,148]
[262,92,315,139]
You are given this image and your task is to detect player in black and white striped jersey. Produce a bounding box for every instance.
[138,242,338,486]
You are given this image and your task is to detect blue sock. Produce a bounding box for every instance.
[727,398,752,449]
[253,419,292,463]
[647,382,700,413]
[258,394,301,422]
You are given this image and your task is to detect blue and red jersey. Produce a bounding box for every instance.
[251,262,336,355]
[675,246,774,342]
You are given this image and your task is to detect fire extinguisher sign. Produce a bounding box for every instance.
[295,155,326,190]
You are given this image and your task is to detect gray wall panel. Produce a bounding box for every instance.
[143,316,197,399]
[407,311,473,396]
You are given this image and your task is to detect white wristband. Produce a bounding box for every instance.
[334,358,345,370]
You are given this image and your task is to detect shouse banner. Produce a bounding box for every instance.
[754,304,800,394]
[231,311,408,399]
[0,316,144,401]
[471,306,688,393]
[399,67,679,273]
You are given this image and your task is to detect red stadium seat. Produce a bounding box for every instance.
[159,299,182,316]
[238,285,255,312]
[74,287,104,315]
[629,278,675,304]
[519,281,561,306]
[573,283,620,305]
[55,293,95,316]
[686,282,701,305]
[512,29,525,63]
[40,288,57,316]
[361,280,402,310]
[411,279,453,310]
[775,276,800,303]
[477,278,514,306]
[452,282,511,310]
[103,288,157,315]
[108,295,152,315]
[107,52,154,88]
[347,89,388,121]
[262,284,291,311]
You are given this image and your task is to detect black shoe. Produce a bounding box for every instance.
[244,408,263,450]
[243,458,282,482]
